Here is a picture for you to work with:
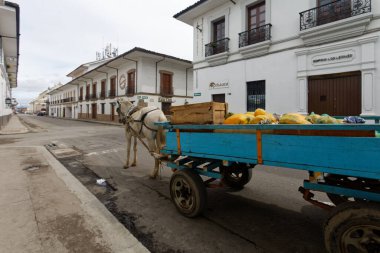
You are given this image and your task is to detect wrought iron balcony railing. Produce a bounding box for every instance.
[300,0,371,31]
[108,90,116,98]
[85,94,90,101]
[91,93,97,100]
[79,96,83,101]
[239,24,272,48]
[99,91,106,100]
[205,38,230,57]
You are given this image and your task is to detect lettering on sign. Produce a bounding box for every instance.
[312,50,355,66]
[194,92,201,97]
[137,95,148,100]
[209,81,229,90]
[158,97,175,103]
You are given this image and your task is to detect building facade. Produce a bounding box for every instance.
[48,47,193,122]
[175,0,380,116]
[0,1,19,128]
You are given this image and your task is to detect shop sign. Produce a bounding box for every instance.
[137,95,149,99]
[158,97,175,103]
[312,50,355,66]
[209,81,229,90]
[194,92,201,97]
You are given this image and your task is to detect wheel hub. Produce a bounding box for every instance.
[341,225,380,253]
[173,178,194,210]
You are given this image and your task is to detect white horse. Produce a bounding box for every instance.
[117,100,167,179]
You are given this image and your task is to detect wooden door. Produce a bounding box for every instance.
[111,103,115,121]
[308,72,361,116]
[92,104,97,119]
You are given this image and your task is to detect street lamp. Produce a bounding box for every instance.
[5,98,12,105]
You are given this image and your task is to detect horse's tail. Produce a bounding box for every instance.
[156,114,167,150]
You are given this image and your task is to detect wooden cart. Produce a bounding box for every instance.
[157,121,380,253]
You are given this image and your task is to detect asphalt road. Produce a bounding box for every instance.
[5,115,330,253]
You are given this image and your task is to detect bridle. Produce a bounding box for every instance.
[117,102,159,133]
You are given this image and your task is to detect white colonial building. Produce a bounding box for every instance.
[175,0,380,116]
[48,47,193,122]
[0,1,19,128]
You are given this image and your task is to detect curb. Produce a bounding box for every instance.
[36,146,149,253]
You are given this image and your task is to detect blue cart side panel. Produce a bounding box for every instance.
[262,134,380,179]
[162,130,380,180]
[163,132,258,164]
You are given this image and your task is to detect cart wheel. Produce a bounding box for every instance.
[324,174,379,206]
[170,169,207,218]
[324,202,380,253]
[221,163,253,189]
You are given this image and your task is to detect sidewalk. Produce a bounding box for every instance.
[0,114,29,135]
[0,119,148,252]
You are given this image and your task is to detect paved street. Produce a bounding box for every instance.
[3,115,330,253]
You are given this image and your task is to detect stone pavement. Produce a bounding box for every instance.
[0,117,149,253]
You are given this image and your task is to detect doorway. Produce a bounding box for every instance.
[308,71,361,116]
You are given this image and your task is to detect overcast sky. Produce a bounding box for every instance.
[11,0,195,106]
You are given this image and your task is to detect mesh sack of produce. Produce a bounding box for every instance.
[279,113,311,124]
[305,112,321,124]
[315,115,340,124]
[224,114,250,124]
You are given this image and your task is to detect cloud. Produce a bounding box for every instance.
[11,0,195,106]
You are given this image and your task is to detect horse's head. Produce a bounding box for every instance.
[117,100,134,124]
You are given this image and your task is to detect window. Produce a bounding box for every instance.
[213,18,225,42]
[212,94,225,103]
[246,1,267,44]
[80,87,83,101]
[80,105,82,114]
[127,70,135,97]
[248,2,265,30]
[101,79,106,98]
[247,80,265,111]
[160,71,173,97]
[92,82,97,99]
[109,76,116,97]
[317,0,351,26]
[101,103,105,114]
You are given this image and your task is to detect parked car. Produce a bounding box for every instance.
[37,111,46,116]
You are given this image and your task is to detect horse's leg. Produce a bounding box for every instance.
[124,129,132,169]
[131,136,137,167]
[147,138,159,179]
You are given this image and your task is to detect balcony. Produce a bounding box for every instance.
[108,90,116,98]
[300,0,371,30]
[91,93,97,100]
[85,95,90,101]
[239,24,272,48]
[79,96,83,102]
[205,38,230,57]
[299,0,372,45]
[99,91,106,100]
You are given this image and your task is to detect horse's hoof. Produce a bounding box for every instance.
[131,163,136,167]
[123,165,129,169]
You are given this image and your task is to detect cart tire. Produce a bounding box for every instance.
[221,164,253,189]
[170,169,207,218]
[324,202,380,253]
